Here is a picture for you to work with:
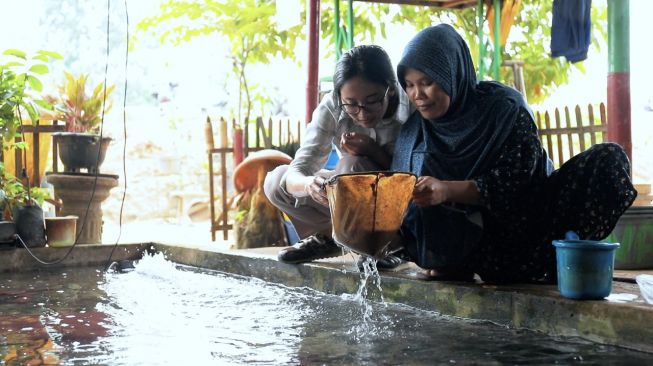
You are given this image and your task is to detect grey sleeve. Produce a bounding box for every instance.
[280,94,340,191]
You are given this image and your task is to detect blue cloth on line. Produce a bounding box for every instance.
[551,0,592,63]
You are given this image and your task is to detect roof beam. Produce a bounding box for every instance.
[354,0,477,9]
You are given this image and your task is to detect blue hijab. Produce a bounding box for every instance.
[394,24,530,180]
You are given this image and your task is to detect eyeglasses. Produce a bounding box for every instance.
[340,86,389,115]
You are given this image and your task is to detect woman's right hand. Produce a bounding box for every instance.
[305,175,329,206]
[412,176,448,207]
[340,132,376,156]
[412,176,481,206]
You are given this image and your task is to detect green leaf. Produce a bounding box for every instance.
[36,50,63,59]
[2,61,23,68]
[29,64,49,75]
[3,49,26,59]
[33,99,53,110]
[26,75,43,92]
[24,101,39,122]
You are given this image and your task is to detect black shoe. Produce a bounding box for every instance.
[357,254,404,271]
[277,234,341,264]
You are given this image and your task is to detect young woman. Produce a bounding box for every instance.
[264,45,412,267]
[393,24,637,283]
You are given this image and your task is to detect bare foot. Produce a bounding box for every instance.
[416,268,475,282]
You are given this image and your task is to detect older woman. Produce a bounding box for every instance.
[393,24,637,283]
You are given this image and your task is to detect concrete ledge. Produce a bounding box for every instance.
[0,243,151,273]
[154,243,653,353]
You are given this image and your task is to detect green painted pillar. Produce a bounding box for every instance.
[477,0,485,80]
[334,0,354,61]
[607,0,632,162]
[335,0,341,60]
[492,0,501,80]
[347,0,354,49]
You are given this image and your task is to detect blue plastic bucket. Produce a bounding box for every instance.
[552,239,620,300]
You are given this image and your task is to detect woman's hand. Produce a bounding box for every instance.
[340,132,376,156]
[412,176,448,207]
[305,175,329,206]
[412,177,482,206]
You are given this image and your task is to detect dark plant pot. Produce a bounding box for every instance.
[0,221,17,246]
[12,205,46,248]
[54,132,112,173]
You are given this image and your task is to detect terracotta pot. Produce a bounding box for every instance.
[45,216,78,247]
[232,149,292,193]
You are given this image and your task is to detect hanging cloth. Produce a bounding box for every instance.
[551,0,593,63]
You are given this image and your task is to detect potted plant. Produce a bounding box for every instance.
[0,64,26,150]
[0,188,15,246]
[51,72,116,173]
[1,49,60,150]
[1,49,62,183]
[0,162,49,247]
[1,49,60,247]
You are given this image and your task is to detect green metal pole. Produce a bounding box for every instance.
[335,0,341,60]
[347,0,354,49]
[477,0,485,80]
[607,0,632,162]
[493,0,501,80]
[608,0,630,73]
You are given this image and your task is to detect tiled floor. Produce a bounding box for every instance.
[102,219,229,249]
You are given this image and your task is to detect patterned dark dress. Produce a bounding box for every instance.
[393,24,637,284]
[472,110,636,283]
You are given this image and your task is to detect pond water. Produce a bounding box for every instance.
[1,253,652,365]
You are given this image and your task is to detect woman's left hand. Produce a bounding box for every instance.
[412,176,448,206]
[340,132,376,156]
